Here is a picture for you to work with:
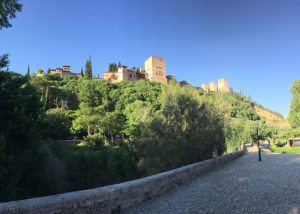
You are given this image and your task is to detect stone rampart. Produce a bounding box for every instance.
[0,150,244,214]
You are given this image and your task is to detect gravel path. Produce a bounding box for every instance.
[124,150,300,214]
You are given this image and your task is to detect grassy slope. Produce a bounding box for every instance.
[270,145,300,153]
[254,106,290,129]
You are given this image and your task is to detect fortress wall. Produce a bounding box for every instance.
[0,150,245,214]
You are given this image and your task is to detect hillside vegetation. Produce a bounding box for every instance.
[0,73,283,202]
[205,91,289,128]
[254,106,290,129]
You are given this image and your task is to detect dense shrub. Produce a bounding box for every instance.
[40,109,71,140]
[81,134,104,147]
[275,142,286,147]
[0,72,47,202]
[51,141,138,191]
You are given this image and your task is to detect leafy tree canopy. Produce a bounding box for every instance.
[0,0,22,29]
[0,54,9,71]
[0,0,22,71]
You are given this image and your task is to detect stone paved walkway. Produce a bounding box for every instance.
[124,149,300,214]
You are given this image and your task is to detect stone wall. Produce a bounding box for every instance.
[0,150,244,214]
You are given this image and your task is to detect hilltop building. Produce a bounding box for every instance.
[36,65,100,79]
[201,78,231,93]
[218,79,231,92]
[201,83,211,91]
[144,56,167,84]
[36,65,81,77]
[48,65,82,77]
[103,66,146,83]
[209,82,218,91]
[103,56,167,84]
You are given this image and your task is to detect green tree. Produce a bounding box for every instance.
[0,0,22,29]
[57,144,138,191]
[31,75,79,111]
[84,57,92,79]
[80,68,84,77]
[124,100,149,138]
[99,111,125,143]
[0,1,69,201]
[247,120,272,143]
[37,69,44,74]
[108,62,120,71]
[111,63,117,71]
[134,83,226,174]
[112,81,161,111]
[72,103,104,136]
[40,109,71,140]
[27,65,30,75]
[31,75,50,111]
[0,72,47,201]
[288,80,300,128]
[0,53,9,71]
[225,119,252,151]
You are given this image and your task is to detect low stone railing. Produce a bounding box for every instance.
[0,150,244,214]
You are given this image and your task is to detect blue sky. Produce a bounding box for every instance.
[1,0,300,117]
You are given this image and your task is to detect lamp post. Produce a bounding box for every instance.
[256,123,262,161]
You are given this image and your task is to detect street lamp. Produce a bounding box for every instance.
[256,123,262,161]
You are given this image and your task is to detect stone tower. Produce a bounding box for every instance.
[217,78,231,92]
[145,56,167,84]
[209,82,218,91]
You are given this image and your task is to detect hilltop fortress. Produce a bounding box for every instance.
[103,56,168,84]
[103,56,231,93]
[35,55,232,93]
[201,79,232,93]
[35,56,169,84]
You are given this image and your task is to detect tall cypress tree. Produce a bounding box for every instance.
[288,80,300,128]
[26,65,30,75]
[81,68,84,77]
[113,63,117,71]
[84,57,92,79]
